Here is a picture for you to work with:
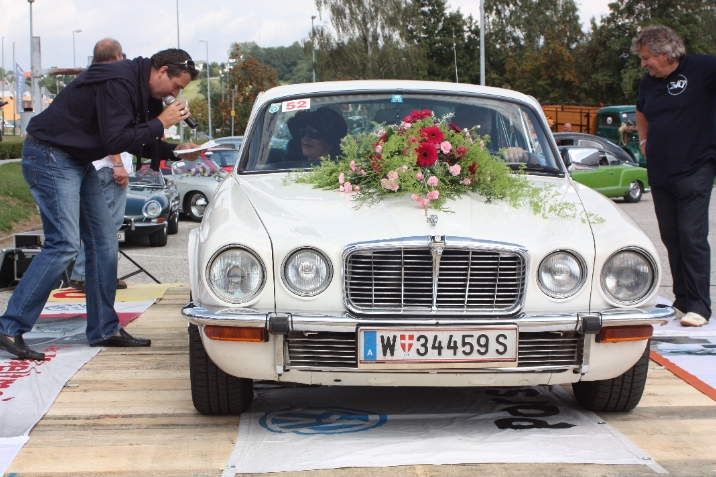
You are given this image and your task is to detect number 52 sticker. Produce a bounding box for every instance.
[282,98,311,112]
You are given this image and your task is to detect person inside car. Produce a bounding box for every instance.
[286,107,348,162]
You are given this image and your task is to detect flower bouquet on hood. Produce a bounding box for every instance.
[287,109,595,221]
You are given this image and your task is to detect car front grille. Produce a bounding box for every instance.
[344,246,526,315]
[286,331,582,369]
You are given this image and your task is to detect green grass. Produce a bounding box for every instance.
[0,162,38,232]
[0,134,24,143]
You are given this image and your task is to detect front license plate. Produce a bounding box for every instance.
[358,327,518,369]
[117,231,125,242]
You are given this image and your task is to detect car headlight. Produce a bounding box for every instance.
[282,248,332,297]
[537,251,586,298]
[206,246,266,303]
[601,248,656,305]
[142,200,162,218]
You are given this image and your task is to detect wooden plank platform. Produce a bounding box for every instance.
[6,286,716,476]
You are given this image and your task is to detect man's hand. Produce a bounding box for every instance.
[175,142,201,161]
[113,166,129,188]
[158,99,190,129]
[503,147,527,163]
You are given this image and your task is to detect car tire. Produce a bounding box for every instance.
[167,212,179,235]
[624,181,643,203]
[189,324,254,415]
[148,225,168,247]
[572,340,649,412]
[187,192,208,222]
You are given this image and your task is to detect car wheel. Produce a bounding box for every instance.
[189,324,253,415]
[167,212,179,235]
[624,181,643,203]
[572,340,649,412]
[187,192,208,222]
[148,225,168,247]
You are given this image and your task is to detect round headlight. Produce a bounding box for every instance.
[206,246,266,303]
[537,251,586,298]
[601,248,656,305]
[143,200,162,218]
[282,248,332,297]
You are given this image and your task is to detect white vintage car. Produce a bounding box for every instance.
[183,81,672,415]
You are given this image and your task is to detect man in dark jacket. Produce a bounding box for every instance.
[0,48,199,359]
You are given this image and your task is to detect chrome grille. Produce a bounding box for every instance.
[345,247,526,314]
[286,331,582,369]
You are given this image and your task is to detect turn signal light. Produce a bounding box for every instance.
[204,326,267,342]
[598,325,653,343]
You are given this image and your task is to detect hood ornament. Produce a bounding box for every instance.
[428,214,438,226]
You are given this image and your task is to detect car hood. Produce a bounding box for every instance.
[237,173,593,248]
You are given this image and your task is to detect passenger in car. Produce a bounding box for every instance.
[286,107,349,162]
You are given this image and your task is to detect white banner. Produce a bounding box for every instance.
[223,385,665,475]
[0,436,28,476]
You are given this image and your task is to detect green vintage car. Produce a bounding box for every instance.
[559,145,650,203]
[596,105,646,167]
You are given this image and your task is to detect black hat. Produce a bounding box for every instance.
[288,107,348,142]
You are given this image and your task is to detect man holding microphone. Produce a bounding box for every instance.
[0,48,199,360]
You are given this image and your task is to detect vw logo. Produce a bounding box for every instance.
[259,406,387,435]
[668,74,688,95]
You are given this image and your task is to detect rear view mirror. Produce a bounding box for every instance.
[560,147,600,169]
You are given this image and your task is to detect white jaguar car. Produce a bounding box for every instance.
[183,80,672,415]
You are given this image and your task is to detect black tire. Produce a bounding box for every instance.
[167,212,179,235]
[189,324,253,415]
[624,181,643,203]
[148,225,168,247]
[186,192,208,222]
[572,340,650,412]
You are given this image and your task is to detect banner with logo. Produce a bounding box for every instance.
[14,64,24,115]
[0,437,28,477]
[223,385,665,475]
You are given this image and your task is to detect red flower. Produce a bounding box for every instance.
[420,126,444,144]
[457,146,467,157]
[371,154,383,172]
[468,161,479,175]
[416,142,438,167]
[403,109,433,123]
[449,122,462,132]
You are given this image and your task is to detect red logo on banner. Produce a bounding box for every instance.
[399,334,414,352]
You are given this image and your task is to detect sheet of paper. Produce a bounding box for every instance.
[173,140,218,157]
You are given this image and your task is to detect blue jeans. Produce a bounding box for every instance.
[71,167,127,282]
[0,137,121,344]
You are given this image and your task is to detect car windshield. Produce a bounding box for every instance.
[130,168,164,186]
[241,93,559,173]
[204,150,239,167]
[621,112,636,125]
[172,158,221,174]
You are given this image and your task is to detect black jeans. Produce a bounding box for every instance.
[651,160,716,319]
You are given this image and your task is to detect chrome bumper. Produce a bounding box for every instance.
[182,302,673,333]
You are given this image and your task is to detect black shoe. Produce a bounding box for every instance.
[0,334,46,360]
[117,279,128,289]
[70,279,86,292]
[90,328,151,347]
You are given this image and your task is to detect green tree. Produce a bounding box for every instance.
[230,41,312,84]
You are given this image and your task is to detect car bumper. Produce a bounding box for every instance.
[121,219,166,237]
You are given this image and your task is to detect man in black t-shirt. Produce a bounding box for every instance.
[634,25,716,327]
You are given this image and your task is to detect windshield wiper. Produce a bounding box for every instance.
[509,163,564,176]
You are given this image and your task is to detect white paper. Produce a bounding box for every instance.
[173,140,219,157]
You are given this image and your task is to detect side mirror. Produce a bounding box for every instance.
[560,147,600,169]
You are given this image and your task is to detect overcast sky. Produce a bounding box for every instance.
[0,0,613,73]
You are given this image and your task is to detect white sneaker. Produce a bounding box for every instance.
[673,307,685,321]
[680,312,708,327]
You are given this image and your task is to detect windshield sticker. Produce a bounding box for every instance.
[391,94,403,103]
[268,104,280,114]
[175,161,185,167]
[282,98,311,112]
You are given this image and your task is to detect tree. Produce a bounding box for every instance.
[229,41,312,84]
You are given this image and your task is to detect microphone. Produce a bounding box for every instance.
[163,95,197,129]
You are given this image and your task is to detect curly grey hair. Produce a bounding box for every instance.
[631,25,686,63]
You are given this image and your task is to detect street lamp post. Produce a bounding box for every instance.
[200,39,212,139]
[72,29,82,68]
[311,15,316,83]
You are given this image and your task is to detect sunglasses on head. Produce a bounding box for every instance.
[299,127,325,140]
[171,59,196,72]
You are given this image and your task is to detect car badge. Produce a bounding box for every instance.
[428,214,438,226]
[268,104,280,114]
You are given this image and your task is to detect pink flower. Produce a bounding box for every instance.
[375,144,383,153]
[354,185,360,192]
[420,198,430,208]
[338,172,345,184]
[389,182,400,191]
[387,170,399,181]
[427,190,439,200]
[415,172,424,181]
[377,129,386,137]
[411,194,420,202]
[461,178,472,185]
[339,185,345,192]
[381,178,390,189]
[440,141,452,154]
[350,161,357,171]
[449,164,461,176]
[427,176,438,187]
[344,182,353,193]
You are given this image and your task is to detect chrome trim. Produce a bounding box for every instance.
[341,236,530,316]
[280,247,334,297]
[204,244,267,305]
[142,200,162,218]
[283,364,579,373]
[537,250,588,299]
[600,247,659,306]
[429,235,446,311]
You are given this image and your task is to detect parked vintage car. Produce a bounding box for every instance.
[213,136,244,151]
[170,159,227,221]
[554,133,650,203]
[158,155,222,176]
[121,168,180,247]
[201,148,239,173]
[182,80,672,416]
[595,105,645,167]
